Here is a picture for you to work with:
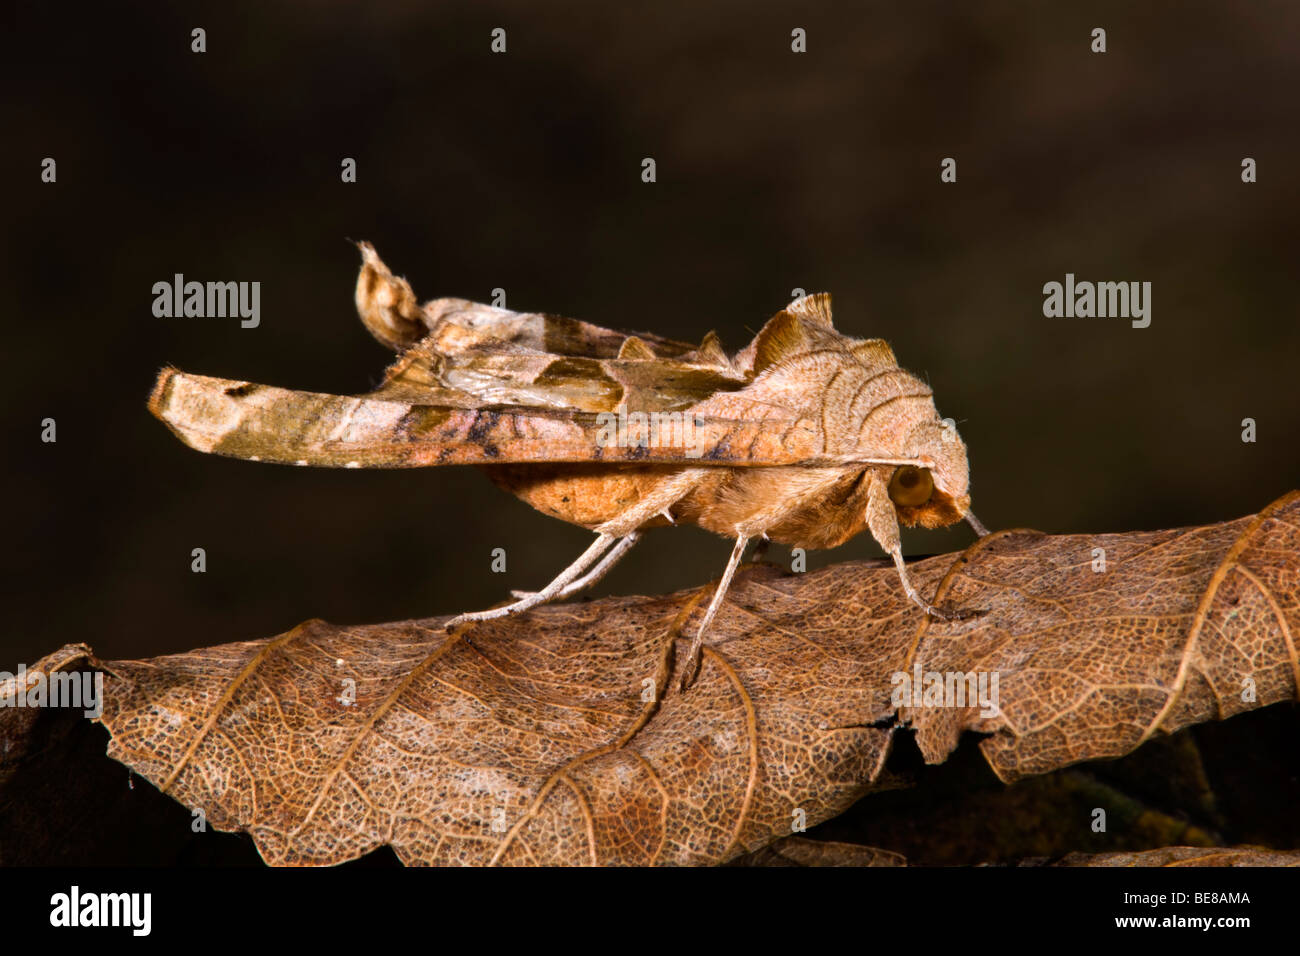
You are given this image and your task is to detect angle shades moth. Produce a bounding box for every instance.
[150,244,986,687]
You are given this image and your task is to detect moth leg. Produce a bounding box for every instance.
[750,536,771,563]
[594,468,706,538]
[865,471,951,620]
[458,468,701,637]
[445,533,617,630]
[509,531,642,601]
[965,510,991,538]
[679,535,750,690]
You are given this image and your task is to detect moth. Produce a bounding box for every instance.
[150,244,987,686]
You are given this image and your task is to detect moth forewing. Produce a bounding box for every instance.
[150,369,837,469]
[150,244,980,689]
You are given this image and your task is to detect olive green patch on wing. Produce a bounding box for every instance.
[375,339,749,415]
[610,361,749,412]
[377,346,627,412]
[428,301,694,361]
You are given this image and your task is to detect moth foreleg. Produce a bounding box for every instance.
[679,534,751,690]
[887,549,948,618]
[965,511,991,537]
[865,471,951,620]
[444,532,617,630]
[509,531,642,601]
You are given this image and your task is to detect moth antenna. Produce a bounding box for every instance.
[808,454,937,469]
[679,535,750,690]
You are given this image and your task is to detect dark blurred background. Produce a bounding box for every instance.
[4,0,1298,665]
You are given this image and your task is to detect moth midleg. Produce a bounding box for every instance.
[450,469,704,630]
[444,532,618,629]
[864,470,950,619]
[509,531,642,601]
[679,534,751,690]
[510,466,701,603]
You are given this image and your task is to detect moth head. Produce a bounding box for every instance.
[889,419,970,529]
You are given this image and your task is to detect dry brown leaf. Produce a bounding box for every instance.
[736,838,1300,867]
[11,491,1298,865]
[1051,846,1300,866]
[732,837,907,867]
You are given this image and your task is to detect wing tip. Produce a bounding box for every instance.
[148,365,180,420]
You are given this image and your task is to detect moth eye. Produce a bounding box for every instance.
[888,466,934,507]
